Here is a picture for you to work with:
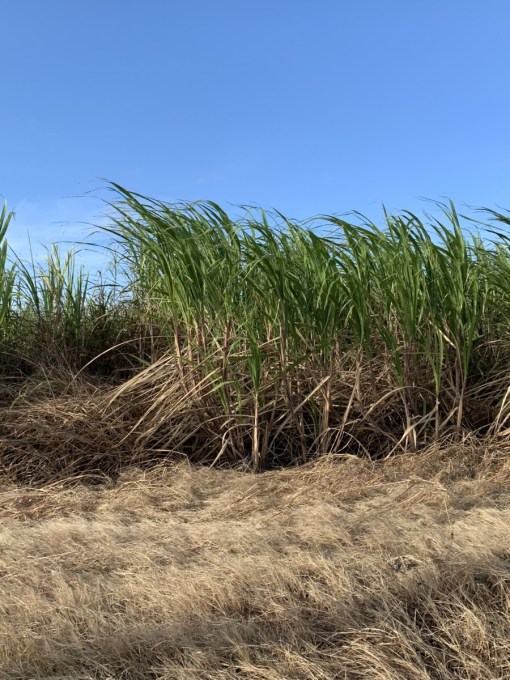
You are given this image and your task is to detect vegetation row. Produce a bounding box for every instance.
[1,185,509,473]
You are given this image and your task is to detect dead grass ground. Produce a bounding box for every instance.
[1,443,510,679]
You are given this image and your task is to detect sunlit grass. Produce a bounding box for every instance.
[0,187,509,468]
[102,186,510,466]
[3,189,510,680]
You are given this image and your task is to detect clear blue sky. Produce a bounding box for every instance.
[2,0,510,261]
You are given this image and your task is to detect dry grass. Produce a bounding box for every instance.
[2,188,510,677]
[2,442,510,678]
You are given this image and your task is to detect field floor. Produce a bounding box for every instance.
[2,444,510,679]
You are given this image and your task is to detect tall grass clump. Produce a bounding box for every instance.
[0,208,141,384]
[0,205,17,338]
[102,185,510,468]
[0,188,509,473]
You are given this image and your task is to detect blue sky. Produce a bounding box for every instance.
[2,0,510,264]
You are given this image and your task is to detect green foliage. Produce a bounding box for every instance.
[1,187,510,465]
[102,187,510,463]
